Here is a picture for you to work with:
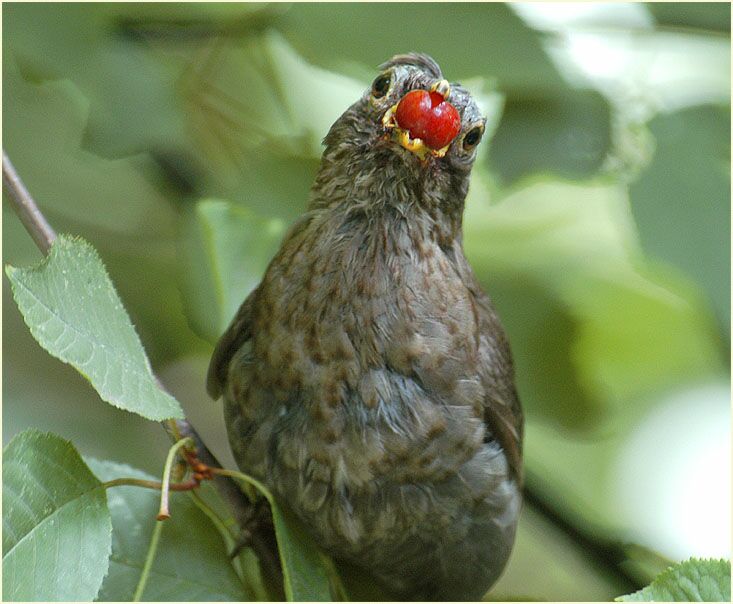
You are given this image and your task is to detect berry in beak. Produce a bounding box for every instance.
[382,79,461,159]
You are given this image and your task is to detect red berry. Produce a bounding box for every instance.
[395,90,461,150]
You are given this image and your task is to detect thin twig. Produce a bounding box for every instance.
[3,149,282,595]
[523,474,643,593]
[2,152,56,254]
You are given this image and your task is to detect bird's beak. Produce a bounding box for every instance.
[382,79,456,160]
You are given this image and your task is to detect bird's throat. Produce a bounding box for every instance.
[308,143,467,246]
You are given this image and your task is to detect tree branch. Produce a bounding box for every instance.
[2,149,282,597]
[2,152,56,254]
[523,475,643,593]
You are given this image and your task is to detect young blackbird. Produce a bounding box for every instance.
[207,53,523,601]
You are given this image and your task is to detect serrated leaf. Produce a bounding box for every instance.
[178,199,286,343]
[5,235,183,421]
[2,430,112,601]
[89,459,250,601]
[616,558,730,602]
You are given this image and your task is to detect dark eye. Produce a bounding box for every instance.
[463,126,483,151]
[371,73,391,98]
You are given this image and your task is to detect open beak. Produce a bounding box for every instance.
[382,79,455,160]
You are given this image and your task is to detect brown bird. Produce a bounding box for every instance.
[207,53,523,601]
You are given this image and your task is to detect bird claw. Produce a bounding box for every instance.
[228,496,272,559]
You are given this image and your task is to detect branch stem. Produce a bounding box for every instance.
[2,152,56,253]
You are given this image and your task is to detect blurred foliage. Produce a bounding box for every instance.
[178,200,286,342]
[3,2,730,601]
[628,105,731,336]
[647,3,730,32]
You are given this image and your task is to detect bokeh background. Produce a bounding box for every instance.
[3,3,730,600]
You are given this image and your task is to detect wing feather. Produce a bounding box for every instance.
[206,292,256,399]
[453,244,524,483]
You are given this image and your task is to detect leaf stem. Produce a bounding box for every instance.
[102,477,199,492]
[157,437,194,520]
[2,151,56,253]
[210,467,270,498]
[132,518,164,602]
[131,437,196,600]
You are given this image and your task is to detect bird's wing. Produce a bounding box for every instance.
[206,291,256,399]
[474,288,524,484]
[454,245,524,484]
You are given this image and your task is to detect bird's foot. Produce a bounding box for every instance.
[228,496,272,559]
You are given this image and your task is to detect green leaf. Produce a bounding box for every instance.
[3,3,280,159]
[178,31,362,221]
[183,30,365,166]
[190,482,270,601]
[489,88,611,184]
[616,558,731,602]
[281,4,565,93]
[647,3,731,32]
[178,199,286,343]
[2,430,112,601]
[89,459,251,601]
[5,235,184,421]
[225,473,333,601]
[273,505,334,602]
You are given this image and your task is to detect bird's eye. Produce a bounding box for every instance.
[371,73,392,99]
[462,126,483,151]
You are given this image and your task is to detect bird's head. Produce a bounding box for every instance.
[372,54,485,163]
[311,53,486,218]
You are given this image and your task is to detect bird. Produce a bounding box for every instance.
[207,52,523,601]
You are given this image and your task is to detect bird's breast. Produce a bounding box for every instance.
[252,214,481,404]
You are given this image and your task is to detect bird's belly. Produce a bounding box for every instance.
[224,363,519,599]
